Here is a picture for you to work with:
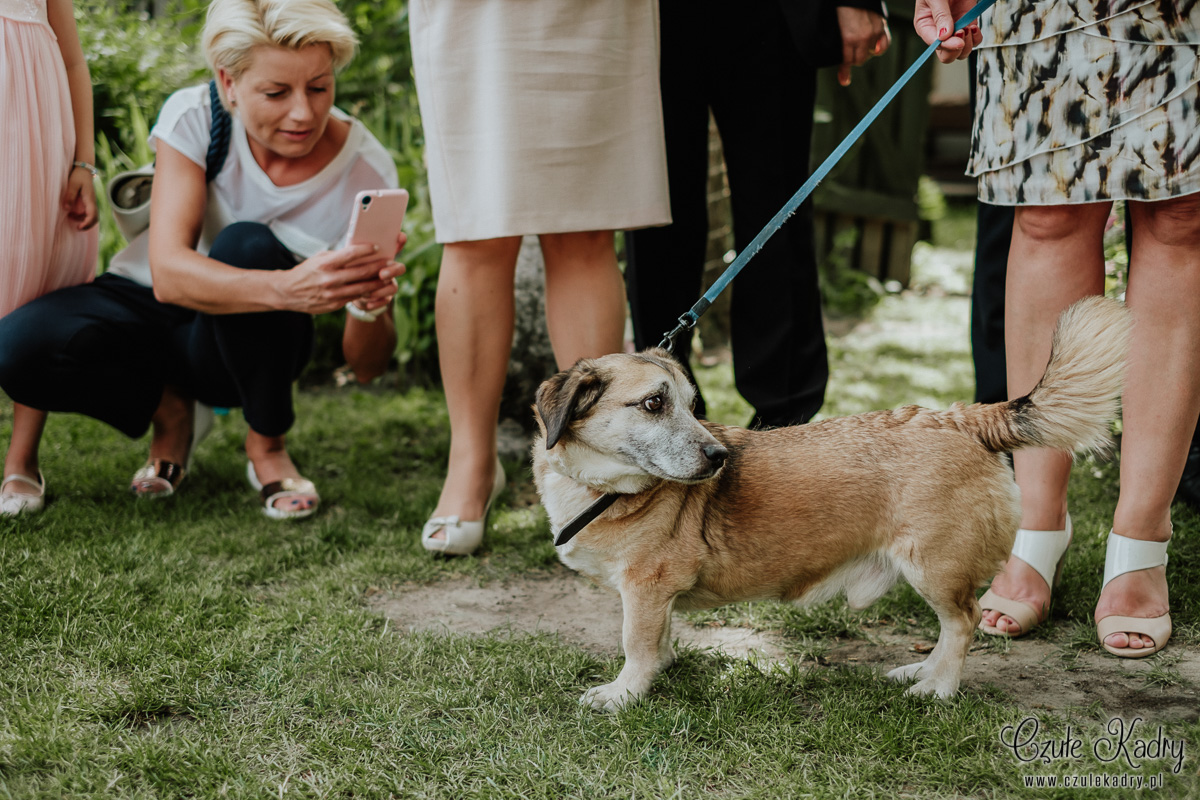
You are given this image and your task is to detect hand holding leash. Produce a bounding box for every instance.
[914,0,984,62]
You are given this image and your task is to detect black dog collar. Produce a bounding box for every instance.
[552,492,619,547]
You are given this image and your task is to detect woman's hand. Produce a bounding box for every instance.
[341,232,406,382]
[914,0,983,63]
[346,232,408,316]
[280,239,405,315]
[62,166,99,231]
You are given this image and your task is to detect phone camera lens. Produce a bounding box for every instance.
[361,195,372,209]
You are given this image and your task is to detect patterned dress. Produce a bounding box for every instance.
[968,0,1200,205]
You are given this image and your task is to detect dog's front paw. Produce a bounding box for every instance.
[885,661,926,683]
[904,677,960,700]
[887,661,959,699]
[580,681,642,713]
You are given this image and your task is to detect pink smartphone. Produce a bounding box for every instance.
[346,189,409,260]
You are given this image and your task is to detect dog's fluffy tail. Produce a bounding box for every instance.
[970,296,1131,455]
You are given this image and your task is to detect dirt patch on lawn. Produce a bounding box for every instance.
[369,569,1200,722]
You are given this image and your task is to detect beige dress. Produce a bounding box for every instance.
[409,0,671,243]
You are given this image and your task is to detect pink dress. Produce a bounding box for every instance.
[0,0,97,319]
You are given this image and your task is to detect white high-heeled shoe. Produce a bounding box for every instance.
[1096,530,1171,658]
[978,515,1072,637]
[1,472,45,516]
[422,458,506,556]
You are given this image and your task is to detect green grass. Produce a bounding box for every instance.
[3,225,1199,797]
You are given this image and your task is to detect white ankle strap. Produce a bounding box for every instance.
[2,472,43,493]
[1011,514,1072,588]
[1103,530,1169,591]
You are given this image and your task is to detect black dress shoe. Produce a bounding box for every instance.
[1175,442,1200,511]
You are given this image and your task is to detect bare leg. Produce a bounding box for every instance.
[131,385,195,496]
[427,237,520,535]
[1097,194,1200,650]
[540,231,626,369]
[146,385,193,465]
[980,202,1110,634]
[3,403,47,492]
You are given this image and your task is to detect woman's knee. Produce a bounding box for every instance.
[0,303,70,397]
[1014,205,1107,243]
[442,236,523,266]
[1131,194,1200,249]
[540,230,614,257]
[539,230,617,272]
[208,222,296,271]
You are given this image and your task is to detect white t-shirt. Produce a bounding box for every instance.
[108,84,399,287]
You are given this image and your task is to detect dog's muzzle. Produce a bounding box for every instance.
[703,444,728,468]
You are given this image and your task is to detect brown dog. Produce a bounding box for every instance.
[532,297,1131,710]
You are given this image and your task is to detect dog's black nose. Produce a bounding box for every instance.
[702,444,728,467]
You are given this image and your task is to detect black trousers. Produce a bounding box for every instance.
[970,200,1012,404]
[0,222,312,438]
[625,0,828,427]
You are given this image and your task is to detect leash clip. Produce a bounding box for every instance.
[657,306,706,353]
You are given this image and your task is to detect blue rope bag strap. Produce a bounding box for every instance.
[205,79,232,182]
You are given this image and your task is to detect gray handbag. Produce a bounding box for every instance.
[107,80,232,242]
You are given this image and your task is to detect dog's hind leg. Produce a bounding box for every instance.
[581,586,676,712]
[886,585,980,700]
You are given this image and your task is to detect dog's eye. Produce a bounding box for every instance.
[642,395,664,413]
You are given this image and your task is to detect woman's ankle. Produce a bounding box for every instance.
[245,432,301,482]
[3,453,39,481]
[148,387,195,463]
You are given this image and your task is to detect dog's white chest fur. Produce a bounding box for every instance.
[542,471,626,592]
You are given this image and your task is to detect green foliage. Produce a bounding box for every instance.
[93,102,156,269]
[78,0,441,385]
[916,175,948,222]
[76,1,208,151]
[1103,201,1129,299]
[818,228,886,318]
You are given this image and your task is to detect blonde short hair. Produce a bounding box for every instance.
[202,0,358,102]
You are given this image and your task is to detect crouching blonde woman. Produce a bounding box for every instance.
[0,0,403,519]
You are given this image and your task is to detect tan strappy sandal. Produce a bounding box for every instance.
[1096,530,1171,658]
[130,459,187,498]
[246,461,320,521]
[978,515,1072,637]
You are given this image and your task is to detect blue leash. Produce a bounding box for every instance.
[555,0,999,547]
[657,0,998,351]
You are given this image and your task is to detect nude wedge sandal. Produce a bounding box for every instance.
[978,515,1072,638]
[1096,530,1171,658]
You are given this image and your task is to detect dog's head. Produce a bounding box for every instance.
[533,348,729,492]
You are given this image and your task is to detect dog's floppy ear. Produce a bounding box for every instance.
[536,363,607,449]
